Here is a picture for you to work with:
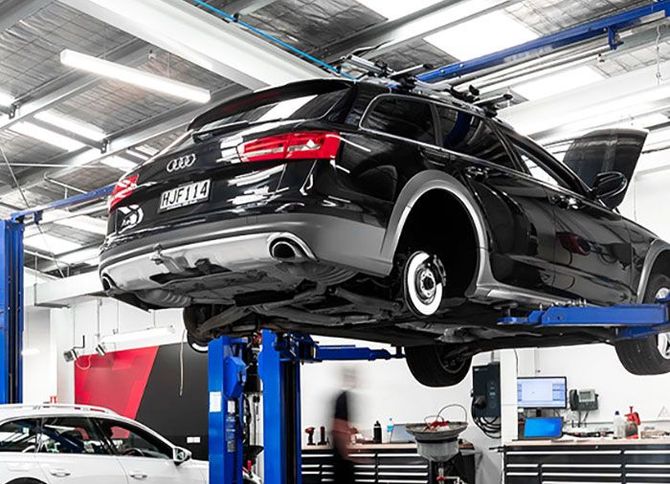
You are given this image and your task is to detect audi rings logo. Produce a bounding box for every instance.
[166,154,197,172]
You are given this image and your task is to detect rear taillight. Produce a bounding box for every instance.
[109,174,139,211]
[238,131,341,163]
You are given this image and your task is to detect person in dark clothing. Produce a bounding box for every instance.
[332,368,357,484]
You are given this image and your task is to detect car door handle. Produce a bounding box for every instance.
[130,472,149,480]
[465,166,490,180]
[49,468,72,478]
[551,194,583,210]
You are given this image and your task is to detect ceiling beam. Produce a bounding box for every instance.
[58,0,328,89]
[0,0,53,32]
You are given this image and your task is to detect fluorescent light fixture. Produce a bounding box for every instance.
[101,155,137,172]
[24,233,82,255]
[34,111,106,142]
[9,122,86,151]
[356,0,443,20]
[0,91,14,107]
[59,247,101,265]
[102,326,175,344]
[21,348,41,357]
[425,11,537,60]
[125,149,150,161]
[512,66,604,101]
[61,50,211,103]
[135,145,159,156]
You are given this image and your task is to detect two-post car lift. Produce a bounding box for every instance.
[2,3,670,483]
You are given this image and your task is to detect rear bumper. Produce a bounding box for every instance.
[99,213,391,292]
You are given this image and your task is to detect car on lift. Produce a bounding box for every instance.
[99,78,670,387]
[0,404,207,483]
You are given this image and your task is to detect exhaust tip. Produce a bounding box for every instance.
[270,239,302,261]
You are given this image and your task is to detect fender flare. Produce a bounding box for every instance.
[380,170,492,293]
[637,239,670,302]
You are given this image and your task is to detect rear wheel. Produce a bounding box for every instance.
[405,345,472,387]
[183,305,214,350]
[615,274,670,375]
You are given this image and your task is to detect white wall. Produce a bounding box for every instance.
[22,309,57,404]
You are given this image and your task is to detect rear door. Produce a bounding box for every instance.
[434,105,558,295]
[506,135,634,304]
[37,416,127,484]
[0,418,46,481]
[96,417,203,484]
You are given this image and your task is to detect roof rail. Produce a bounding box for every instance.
[0,403,117,415]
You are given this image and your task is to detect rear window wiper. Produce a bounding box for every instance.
[192,120,251,142]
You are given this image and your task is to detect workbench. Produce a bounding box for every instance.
[302,442,477,483]
[504,438,670,483]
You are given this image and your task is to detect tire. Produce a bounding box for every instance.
[615,274,670,375]
[183,305,214,346]
[405,345,472,387]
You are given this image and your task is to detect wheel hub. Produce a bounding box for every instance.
[416,267,437,302]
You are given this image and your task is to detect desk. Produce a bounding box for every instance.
[504,438,670,483]
[302,442,476,483]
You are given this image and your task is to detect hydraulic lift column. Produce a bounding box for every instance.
[0,220,23,404]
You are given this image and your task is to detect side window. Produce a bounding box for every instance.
[0,419,39,453]
[436,106,515,169]
[512,143,568,189]
[39,417,110,455]
[96,419,172,460]
[362,96,436,144]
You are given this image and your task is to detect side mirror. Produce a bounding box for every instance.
[590,171,627,208]
[173,446,192,465]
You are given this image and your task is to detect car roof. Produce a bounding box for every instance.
[0,404,118,421]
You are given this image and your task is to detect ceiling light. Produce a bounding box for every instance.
[512,66,604,101]
[101,156,137,172]
[135,145,159,156]
[0,92,14,107]
[125,149,150,161]
[59,247,101,265]
[24,234,82,255]
[102,326,175,344]
[356,0,443,20]
[35,111,106,142]
[425,11,537,60]
[10,122,86,151]
[61,50,211,103]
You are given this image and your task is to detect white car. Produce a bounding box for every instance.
[0,404,208,484]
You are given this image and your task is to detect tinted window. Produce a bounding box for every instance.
[436,106,515,169]
[363,96,436,144]
[508,139,570,189]
[0,419,39,453]
[97,419,171,459]
[197,88,350,134]
[39,417,110,455]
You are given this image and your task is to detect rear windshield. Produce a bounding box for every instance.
[194,82,353,134]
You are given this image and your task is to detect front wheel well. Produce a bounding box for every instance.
[6,479,47,484]
[396,190,479,297]
[649,250,670,278]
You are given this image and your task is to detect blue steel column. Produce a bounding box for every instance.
[0,220,23,404]
[209,337,247,484]
[259,330,302,484]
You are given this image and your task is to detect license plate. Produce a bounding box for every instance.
[159,179,211,212]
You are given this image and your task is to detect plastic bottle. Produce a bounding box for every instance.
[613,411,626,439]
[386,418,394,443]
[373,421,382,444]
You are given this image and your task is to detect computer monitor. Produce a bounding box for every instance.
[523,417,564,440]
[517,376,567,409]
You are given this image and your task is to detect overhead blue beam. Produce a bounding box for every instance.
[418,0,670,83]
[10,183,114,223]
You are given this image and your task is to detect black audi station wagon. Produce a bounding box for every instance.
[100,78,670,386]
